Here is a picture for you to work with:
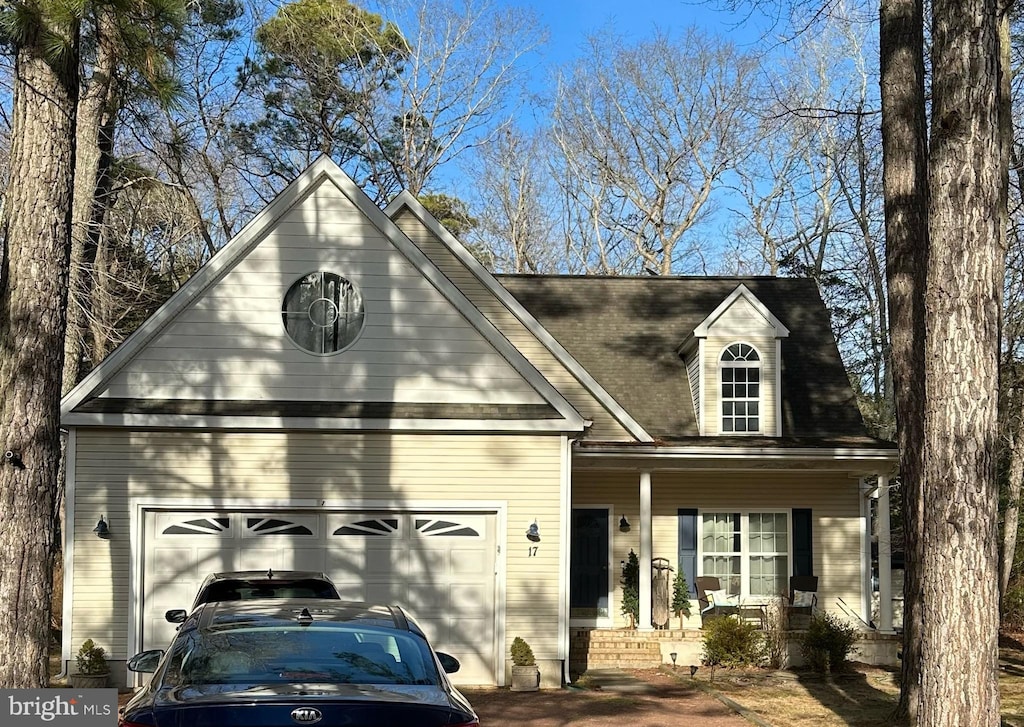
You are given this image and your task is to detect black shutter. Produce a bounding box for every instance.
[678,509,698,595]
[793,508,813,576]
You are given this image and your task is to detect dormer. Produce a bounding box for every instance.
[680,284,790,436]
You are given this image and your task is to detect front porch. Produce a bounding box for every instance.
[568,627,901,678]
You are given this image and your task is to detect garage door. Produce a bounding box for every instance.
[142,509,498,684]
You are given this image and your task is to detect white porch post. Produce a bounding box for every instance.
[877,472,894,632]
[859,478,873,627]
[639,470,653,630]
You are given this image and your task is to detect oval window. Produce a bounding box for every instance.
[282,272,365,354]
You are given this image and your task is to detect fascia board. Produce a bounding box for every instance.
[384,191,653,443]
[692,283,791,338]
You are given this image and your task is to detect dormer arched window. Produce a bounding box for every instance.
[720,343,761,433]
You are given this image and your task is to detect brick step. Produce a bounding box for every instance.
[571,656,664,669]
[580,646,662,657]
[571,640,664,651]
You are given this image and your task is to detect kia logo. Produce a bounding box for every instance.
[291,707,323,724]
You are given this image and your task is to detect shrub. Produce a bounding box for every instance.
[671,570,692,620]
[1003,578,1024,631]
[510,636,536,666]
[701,616,765,669]
[798,613,859,673]
[620,550,639,627]
[76,639,109,675]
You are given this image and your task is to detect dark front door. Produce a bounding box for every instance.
[570,508,609,620]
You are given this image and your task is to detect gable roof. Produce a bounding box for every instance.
[61,158,586,432]
[383,191,652,442]
[691,283,790,339]
[497,275,890,445]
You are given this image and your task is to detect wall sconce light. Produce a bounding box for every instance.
[619,515,630,532]
[93,516,110,539]
[526,520,540,542]
[3,450,24,469]
[670,652,677,669]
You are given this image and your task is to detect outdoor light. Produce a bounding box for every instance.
[670,652,677,669]
[526,521,540,542]
[619,515,630,532]
[93,515,110,539]
[3,450,24,469]
[690,665,699,678]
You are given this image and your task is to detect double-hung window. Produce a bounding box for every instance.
[701,511,789,599]
[720,343,761,433]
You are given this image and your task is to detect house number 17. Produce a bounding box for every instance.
[528,546,539,557]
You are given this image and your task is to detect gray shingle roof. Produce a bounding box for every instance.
[497,275,891,446]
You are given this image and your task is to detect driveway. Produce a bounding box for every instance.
[462,669,751,726]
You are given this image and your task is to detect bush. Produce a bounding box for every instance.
[1003,578,1024,631]
[510,636,536,666]
[76,639,108,675]
[701,616,765,669]
[620,550,639,627]
[799,613,859,673]
[671,570,692,620]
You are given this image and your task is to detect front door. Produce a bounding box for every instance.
[570,508,610,623]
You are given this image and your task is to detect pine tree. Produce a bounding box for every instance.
[620,549,639,628]
[671,569,692,627]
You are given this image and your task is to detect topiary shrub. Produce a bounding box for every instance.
[620,550,639,628]
[798,612,859,673]
[76,639,108,675]
[701,615,765,674]
[510,636,536,666]
[671,569,692,627]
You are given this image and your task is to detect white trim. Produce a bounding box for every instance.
[877,472,894,632]
[692,283,791,338]
[639,472,653,630]
[558,435,571,684]
[860,478,873,627]
[775,338,784,436]
[61,429,77,666]
[128,498,507,684]
[62,156,585,433]
[696,508,793,602]
[62,413,583,432]
[567,504,615,629]
[574,445,899,462]
[384,192,651,443]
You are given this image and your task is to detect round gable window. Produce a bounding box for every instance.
[282,272,365,354]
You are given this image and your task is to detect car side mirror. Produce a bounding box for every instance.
[436,652,460,674]
[165,609,187,624]
[127,650,165,673]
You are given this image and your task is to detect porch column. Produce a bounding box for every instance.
[859,478,873,627]
[639,470,653,630]
[877,472,894,632]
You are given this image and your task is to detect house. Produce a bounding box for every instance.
[59,157,899,688]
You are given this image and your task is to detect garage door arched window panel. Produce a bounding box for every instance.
[719,342,761,434]
[161,516,231,536]
[282,272,365,355]
[333,518,401,537]
[246,517,315,536]
[414,517,483,539]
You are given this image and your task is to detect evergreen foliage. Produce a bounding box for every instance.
[510,636,535,666]
[620,549,639,627]
[671,569,692,618]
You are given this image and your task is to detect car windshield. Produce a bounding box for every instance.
[161,625,440,687]
[197,579,338,604]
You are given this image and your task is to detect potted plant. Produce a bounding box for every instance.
[70,639,110,688]
[509,636,539,691]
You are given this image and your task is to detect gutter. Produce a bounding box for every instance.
[573,445,899,461]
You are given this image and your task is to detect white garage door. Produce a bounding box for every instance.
[142,509,498,684]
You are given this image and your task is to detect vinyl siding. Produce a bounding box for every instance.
[70,429,564,663]
[572,470,862,628]
[391,208,632,441]
[97,179,543,405]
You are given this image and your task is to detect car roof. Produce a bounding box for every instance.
[183,598,421,636]
[203,570,333,582]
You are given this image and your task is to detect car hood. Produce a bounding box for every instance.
[155,682,451,706]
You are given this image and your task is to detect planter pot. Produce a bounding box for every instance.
[69,673,109,689]
[510,665,540,692]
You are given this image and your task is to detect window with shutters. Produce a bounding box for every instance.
[699,511,790,600]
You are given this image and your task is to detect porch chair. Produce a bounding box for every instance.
[695,576,739,624]
[786,575,819,629]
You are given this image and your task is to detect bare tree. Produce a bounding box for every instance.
[550,29,758,275]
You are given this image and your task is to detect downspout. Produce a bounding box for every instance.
[560,434,576,685]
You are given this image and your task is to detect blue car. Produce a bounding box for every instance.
[122,599,479,727]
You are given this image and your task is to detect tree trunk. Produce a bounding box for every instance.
[917,0,1004,721]
[879,0,929,718]
[0,18,79,688]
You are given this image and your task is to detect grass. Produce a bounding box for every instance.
[657,632,1024,727]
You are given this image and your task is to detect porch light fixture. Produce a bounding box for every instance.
[619,515,630,532]
[93,516,110,539]
[526,520,540,542]
[670,652,677,669]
